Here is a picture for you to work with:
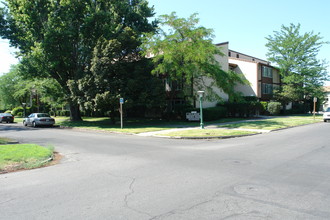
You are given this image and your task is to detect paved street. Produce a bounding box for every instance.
[1,122,330,219]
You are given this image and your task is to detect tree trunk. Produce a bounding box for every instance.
[69,103,82,121]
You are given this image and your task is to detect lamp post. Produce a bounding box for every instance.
[197,91,204,129]
[22,103,26,117]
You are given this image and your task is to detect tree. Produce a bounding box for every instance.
[0,66,21,109]
[266,23,329,105]
[0,0,156,121]
[72,1,161,123]
[142,12,245,106]
[0,65,64,112]
[78,41,165,123]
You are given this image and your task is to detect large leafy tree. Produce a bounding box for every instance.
[142,12,245,105]
[73,2,161,123]
[0,0,156,121]
[0,66,21,109]
[0,65,64,111]
[266,23,329,104]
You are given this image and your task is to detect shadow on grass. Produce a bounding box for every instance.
[57,117,201,130]
[219,120,286,130]
[57,117,246,130]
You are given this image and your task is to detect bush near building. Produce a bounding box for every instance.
[267,102,282,115]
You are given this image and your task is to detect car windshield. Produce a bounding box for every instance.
[1,113,12,116]
[326,108,330,112]
[37,113,50,118]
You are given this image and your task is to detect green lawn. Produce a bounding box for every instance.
[56,117,244,134]
[157,129,258,137]
[0,137,13,145]
[0,144,54,172]
[218,116,322,130]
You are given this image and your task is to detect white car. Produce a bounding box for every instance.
[323,108,330,122]
[23,113,55,127]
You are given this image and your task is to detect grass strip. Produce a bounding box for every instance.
[0,137,13,145]
[56,117,246,134]
[0,144,54,172]
[218,116,321,130]
[158,129,258,137]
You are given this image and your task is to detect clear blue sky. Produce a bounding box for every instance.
[1,0,329,82]
[148,0,330,84]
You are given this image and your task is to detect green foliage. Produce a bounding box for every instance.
[267,102,282,115]
[16,112,23,117]
[56,110,70,117]
[0,66,22,109]
[142,12,245,103]
[221,98,263,118]
[203,106,228,121]
[260,101,268,111]
[11,106,23,116]
[266,23,329,103]
[1,0,157,121]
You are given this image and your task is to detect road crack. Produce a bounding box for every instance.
[124,177,153,218]
[106,172,153,218]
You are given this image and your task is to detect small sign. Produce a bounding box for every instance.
[186,111,200,121]
[313,97,317,102]
[120,98,124,104]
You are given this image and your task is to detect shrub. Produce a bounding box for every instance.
[16,112,23,117]
[5,110,12,114]
[203,106,228,121]
[267,102,281,115]
[220,101,262,117]
[12,106,24,116]
[49,111,56,116]
[55,110,69,116]
[260,101,268,114]
[291,103,309,114]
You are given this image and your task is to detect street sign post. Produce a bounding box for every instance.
[313,97,317,120]
[120,98,124,129]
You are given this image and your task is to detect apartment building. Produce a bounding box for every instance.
[217,42,281,100]
[164,42,281,109]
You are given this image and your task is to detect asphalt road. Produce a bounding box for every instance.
[1,122,330,219]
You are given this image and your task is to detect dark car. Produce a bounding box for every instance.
[0,113,14,123]
[23,113,55,127]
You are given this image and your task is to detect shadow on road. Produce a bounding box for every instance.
[0,124,58,132]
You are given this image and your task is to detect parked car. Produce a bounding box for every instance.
[23,113,55,127]
[0,113,14,123]
[323,108,330,122]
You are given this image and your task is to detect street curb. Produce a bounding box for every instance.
[58,125,134,135]
[157,132,261,139]
[5,141,19,144]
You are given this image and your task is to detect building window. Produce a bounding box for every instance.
[262,83,273,94]
[228,51,231,56]
[262,66,273,78]
[236,54,239,58]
